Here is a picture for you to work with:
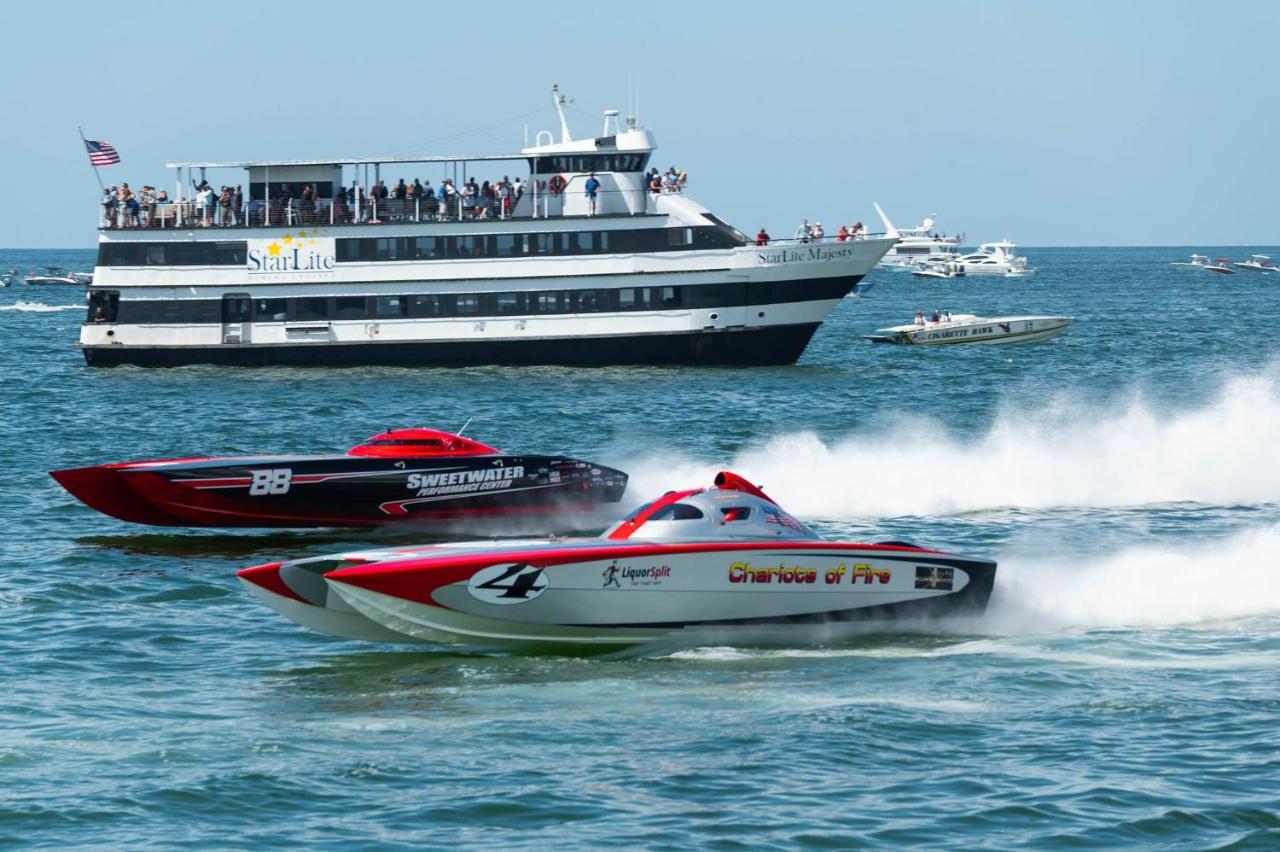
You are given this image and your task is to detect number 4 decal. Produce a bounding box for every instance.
[249,468,293,496]
[467,563,550,605]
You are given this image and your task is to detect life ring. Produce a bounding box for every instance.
[549,175,567,195]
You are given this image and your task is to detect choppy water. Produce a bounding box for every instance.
[2,246,1279,848]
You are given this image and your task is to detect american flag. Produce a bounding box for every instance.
[84,140,120,166]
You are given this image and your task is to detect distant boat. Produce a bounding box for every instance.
[1170,254,1211,270]
[912,241,1035,278]
[24,266,82,285]
[1204,258,1236,275]
[866,313,1071,346]
[873,203,963,270]
[1234,254,1275,273]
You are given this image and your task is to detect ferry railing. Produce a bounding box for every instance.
[97,184,666,230]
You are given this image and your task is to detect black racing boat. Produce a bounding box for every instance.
[51,428,628,529]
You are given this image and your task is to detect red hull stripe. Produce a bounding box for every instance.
[324,540,940,607]
[236,562,306,603]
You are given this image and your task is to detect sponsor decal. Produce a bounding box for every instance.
[729,561,818,585]
[914,566,954,591]
[467,563,549,605]
[406,465,524,497]
[762,505,807,533]
[758,245,859,265]
[247,230,336,278]
[729,561,892,586]
[602,560,671,588]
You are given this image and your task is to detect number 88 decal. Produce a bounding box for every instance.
[249,468,293,496]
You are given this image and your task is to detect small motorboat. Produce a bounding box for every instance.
[0,266,16,287]
[69,271,94,285]
[1170,254,1212,270]
[238,471,997,646]
[1204,258,1236,275]
[1234,254,1275,273]
[51,428,628,529]
[911,261,961,279]
[24,266,80,285]
[866,312,1071,346]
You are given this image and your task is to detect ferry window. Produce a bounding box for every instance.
[659,287,680,308]
[336,239,365,262]
[376,296,406,317]
[667,228,693,247]
[455,294,480,315]
[456,236,479,258]
[618,288,638,309]
[413,236,444,259]
[573,290,606,312]
[291,297,328,321]
[565,232,589,255]
[721,507,751,522]
[592,231,610,253]
[494,234,520,257]
[145,244,168,265]
[254,298,286,321]
[334,296,366,320]
[496,292,526,314]
[375,238,398,261]
[649,503,704,521]
[213,242,247,264]
[86,289,119,323]
[525,234,540,255]
[171,243,208,265]
[534,292,562,313]
[412,294,443,316]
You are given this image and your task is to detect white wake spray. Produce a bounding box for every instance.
[622,371,1280,519]
[0,302,82,313]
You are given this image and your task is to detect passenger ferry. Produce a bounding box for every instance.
[80,88,894,368]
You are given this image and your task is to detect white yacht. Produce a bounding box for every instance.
[913,241,1035,278]
[1234,254,1276,272]
[1170,254,1211,270]
[873,203,963,270]
[79,87,894,367]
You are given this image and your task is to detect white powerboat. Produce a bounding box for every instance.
[1204,258,1236,275]
[1170,254,1211,270]
[24,266,81,285]
[238,471,997,646]
[940,241,1035,277]
[1234,254,1275,273]
[866,312,1071,346]
[874,203,963,270]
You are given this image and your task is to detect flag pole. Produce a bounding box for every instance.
[78,126,105,192]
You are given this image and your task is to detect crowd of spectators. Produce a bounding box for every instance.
[755,219,869,245]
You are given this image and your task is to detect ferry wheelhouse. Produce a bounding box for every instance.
[81,88,894,367]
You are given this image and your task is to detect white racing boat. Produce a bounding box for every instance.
[1234,254,1275,273]
[866,312,1071,346]
[238,471,997,646]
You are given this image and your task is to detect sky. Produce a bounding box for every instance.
[1,0,1275,247]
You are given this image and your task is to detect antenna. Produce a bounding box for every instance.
[456,416,474,437]
[552,83,572,144]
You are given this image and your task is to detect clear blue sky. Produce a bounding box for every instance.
[2,0,1275,247]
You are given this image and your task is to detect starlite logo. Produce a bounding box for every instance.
[247,231,336,275]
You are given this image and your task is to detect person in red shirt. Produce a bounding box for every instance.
[755,228,770,246]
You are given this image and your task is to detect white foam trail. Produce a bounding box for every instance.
[987,523,1280,631]
[0,302,81,312]
[624,371,1280,517]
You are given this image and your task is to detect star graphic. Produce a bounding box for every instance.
[267,242,282,256]
[282,234,294,244]
[297,230,307,238]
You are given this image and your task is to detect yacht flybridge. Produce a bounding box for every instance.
[873,203,962,270]
[79,87,895,368]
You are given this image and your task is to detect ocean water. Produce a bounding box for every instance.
[2,246,1279,848]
